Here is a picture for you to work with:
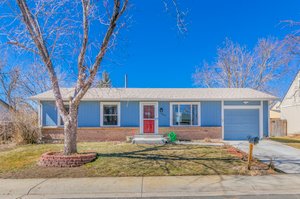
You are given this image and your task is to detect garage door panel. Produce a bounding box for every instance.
[224,109,259,140]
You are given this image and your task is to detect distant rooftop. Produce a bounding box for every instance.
[0,99,10,108]
[31,88,277,101]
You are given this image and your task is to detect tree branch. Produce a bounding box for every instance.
[73,0,128,104]
[16,0,66,116]
[76,0,90,94]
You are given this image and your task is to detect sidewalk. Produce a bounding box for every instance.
[2,174,300,198]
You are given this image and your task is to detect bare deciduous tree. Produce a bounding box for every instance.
[0,0,128,154]
[0,63,20,109]
[283,20,300,57]
[1,0,187,155]
[163,0,188,34]
[193,38,292,92]
[0,60,61,111]
[14,0,127,155]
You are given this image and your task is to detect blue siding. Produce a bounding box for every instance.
[201,101,221,126]
[78,101,100,127]
[159,102,170,127]
[42,101,57,126]
[224,109,259,140]
[40,99,268,141]
[224,101,261,106]
[121,101,139,127]
[263,101,269,137]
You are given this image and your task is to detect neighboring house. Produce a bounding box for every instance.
[0,99,12,123]
[281,71,300,135]
[31,88,276,141]
[270,101,281,119]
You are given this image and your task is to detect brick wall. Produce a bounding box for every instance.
[159,127,222,140]
[42,127,139,142]
[42,126,222,142]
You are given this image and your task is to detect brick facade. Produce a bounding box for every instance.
[42,126,222,142]
[42,127,139,142]
[159,127,222,140]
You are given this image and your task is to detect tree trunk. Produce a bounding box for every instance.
[63,105,78,155]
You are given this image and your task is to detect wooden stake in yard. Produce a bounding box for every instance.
[247,136,259,170]
[248,143,254,170]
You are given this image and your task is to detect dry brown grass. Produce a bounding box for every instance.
[0,142,276,178]
[269,137,300,149]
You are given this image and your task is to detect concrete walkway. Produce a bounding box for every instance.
[2,175,300,198]
[225,140,300,173]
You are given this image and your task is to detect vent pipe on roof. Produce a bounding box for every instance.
[124,74,128,88]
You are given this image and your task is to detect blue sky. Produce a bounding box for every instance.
[104,0,300,95]
[1,0,300,98]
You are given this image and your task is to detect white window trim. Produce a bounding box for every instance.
[223,104,263,139]
[221,100,224,139]
[267,101,270,137]
[260,100,263,139]
[38,101,42,127]
[139,102,159,134]
[169,102,201,127]
[57,102,70,127]
[40,101,61,128]
[100,102,121,127]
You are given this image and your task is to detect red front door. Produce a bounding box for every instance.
[143,105,155,133]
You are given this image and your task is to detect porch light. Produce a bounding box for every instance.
[160,107,163,113]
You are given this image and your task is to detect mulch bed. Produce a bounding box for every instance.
[226,146,246,159]
[225,145,275,174]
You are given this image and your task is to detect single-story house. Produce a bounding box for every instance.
[31,88,277,141]
[281,70,300,134]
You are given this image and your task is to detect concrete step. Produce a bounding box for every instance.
[132,134,167,144]
[133,134,163,138]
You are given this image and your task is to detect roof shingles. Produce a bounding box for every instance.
[31,88,277,101]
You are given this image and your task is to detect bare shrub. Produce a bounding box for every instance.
[11,109,40,144]
[0,122,13,143]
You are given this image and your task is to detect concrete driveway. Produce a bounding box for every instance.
[225,140,300,174]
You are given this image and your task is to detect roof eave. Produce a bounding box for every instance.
[33,97,278,101]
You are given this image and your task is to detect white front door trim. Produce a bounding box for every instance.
[139,102,159,134]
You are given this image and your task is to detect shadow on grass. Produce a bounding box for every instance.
[95,145,240,175]
[96,144,238,161]
[98,145,238,160]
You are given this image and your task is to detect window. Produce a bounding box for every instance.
[171,103,199,126]
[59,104,69,126]
[101,103,120,126]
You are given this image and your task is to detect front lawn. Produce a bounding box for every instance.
[0,142,275,178]
[269,137,300,149]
